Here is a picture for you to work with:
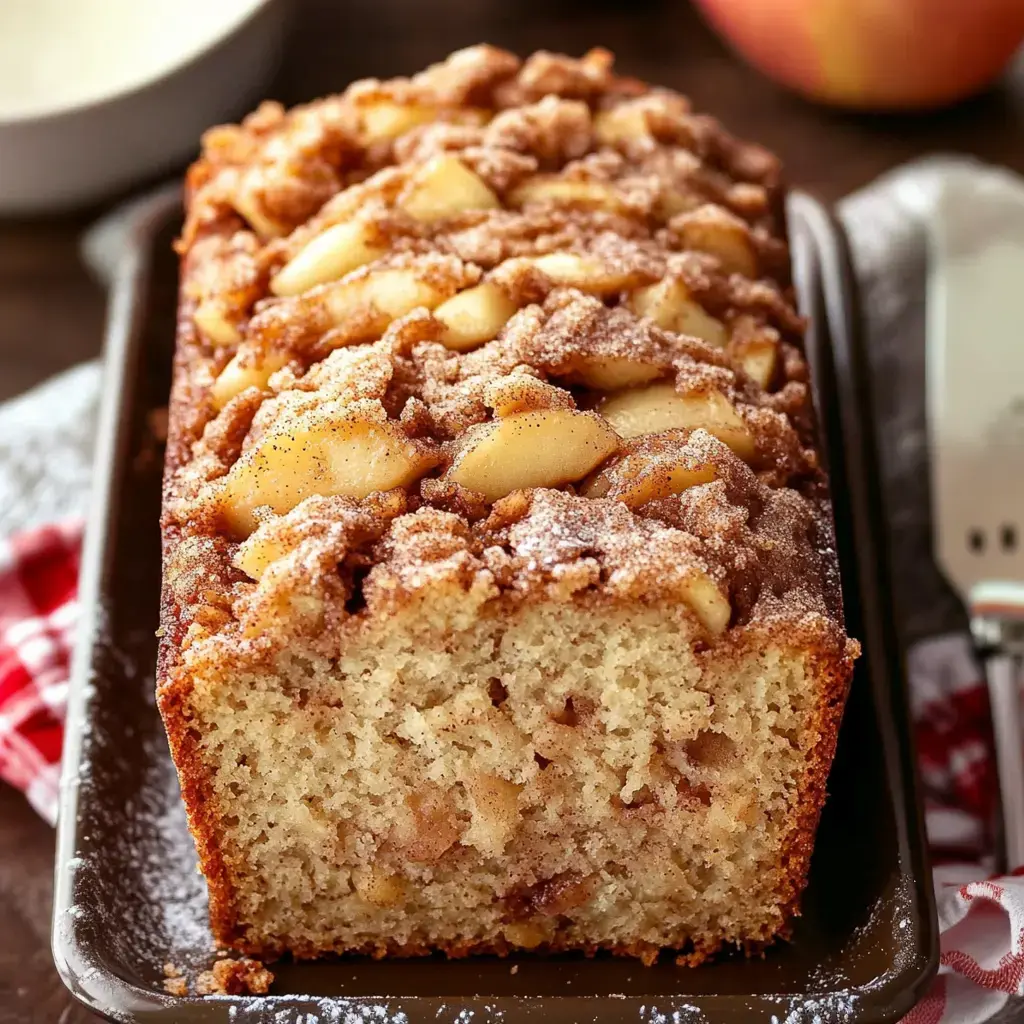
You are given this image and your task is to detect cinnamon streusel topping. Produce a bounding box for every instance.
[164,45,845,659]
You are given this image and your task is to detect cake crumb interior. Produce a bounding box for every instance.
[191,596,831,962]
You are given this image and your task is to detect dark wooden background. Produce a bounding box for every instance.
[4,1,1024,1020]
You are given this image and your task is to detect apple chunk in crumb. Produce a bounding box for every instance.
[598,382,755,461]
[730,332,778,390]
[680,569,731,636]
[358,101,489,144]
[482,374,574,418]
[434,282,518,351]
[270,220,387,297]
[594,105,652,145]
[448,409,619,503]
[627,279,728,348]
[219,402,438,537]
[656,188,705,219]
[193,297,242,346]
[594,93,692,147]
[400,154,500,223]
[464,772,523,856]
[231,187,288,240]
[508,175,627,214]
[353,866,408,907]
[211,347,289,410]
[568,356,663,391]
[504,922,546,950]
[582,429,718,507]
[318,265,460,344]
[234,489,407,582]
[358,101,438,143]
[234,529,292,583]
[529,251,651,295]
[675,206,758,278]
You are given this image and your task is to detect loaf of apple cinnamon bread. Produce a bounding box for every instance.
[158,44,858,965]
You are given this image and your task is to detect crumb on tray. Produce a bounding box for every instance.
[195,957,275,996]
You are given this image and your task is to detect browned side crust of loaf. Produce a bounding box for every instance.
[759,647,849,944]
[157,44,857,964]
[159,290,240,947]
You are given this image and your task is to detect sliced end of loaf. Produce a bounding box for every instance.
[164,585,846,963]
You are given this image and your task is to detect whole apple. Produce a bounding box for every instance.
[693,0,1024,110]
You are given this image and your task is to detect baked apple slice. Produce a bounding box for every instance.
[582,430,718,507]
[508,175,626,214]
[434,282,518,351]
[731,333,778,390]
[680,570,731,635]
[627,278,727,348]
[270,220,387,297]
[449,408,619,502]
[193,298,242,346]
[400,154,500,223]
[530,251,650,295]
[598,382,755,460]
[220,403,438,537]
[320,265,458,342]
[675,206,758,278]
[359,101,438,142]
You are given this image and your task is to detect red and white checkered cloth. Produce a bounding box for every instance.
[0,520,81,823]
[1,521,1022,1020]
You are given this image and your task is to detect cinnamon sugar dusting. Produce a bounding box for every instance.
[164,44,850,661]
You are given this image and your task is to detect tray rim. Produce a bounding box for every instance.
[790,193,938,926]
[790,190,939,922]
[51,186,939,1023]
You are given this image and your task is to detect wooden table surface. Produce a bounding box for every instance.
[4,2,1024,1020]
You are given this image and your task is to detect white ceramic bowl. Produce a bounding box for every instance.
[0,0,287,214]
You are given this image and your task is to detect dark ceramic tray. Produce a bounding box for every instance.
[53,188,938,1023]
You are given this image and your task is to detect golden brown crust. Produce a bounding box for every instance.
[158,44,857,966]
[771,650,852,935]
